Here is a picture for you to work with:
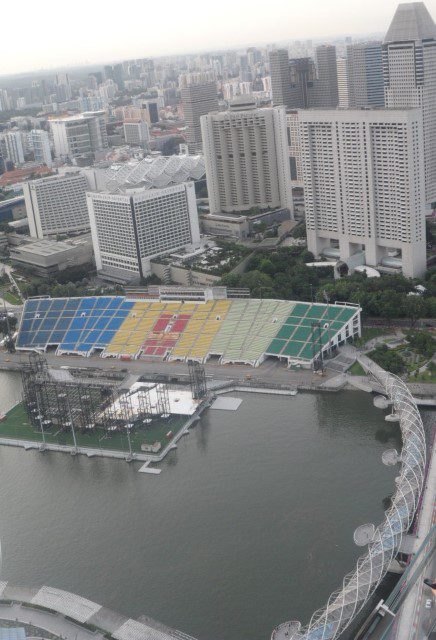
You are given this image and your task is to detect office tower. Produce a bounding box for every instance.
[383,2,436,206]
[180,72,219,154]
[201,100,292,215]
[86,182,200,282]
[0,89,12,112]
[123,120,150,146]
[28,129,52,168]
[270,47,338,108]
[269,49,294,107]
[88,71,102,86]
[289,57,317,107]
[346,42,384,108]
[87,74,99,90]
[113,64,125,91]
[23,172,90,238]
[104,65,114,81]
[336,57,349,108]
[2,131,25,165]
[139,100,159,124]
[299,108,426,278]
[99,81,117,103]
[311,45,339,107]
[50,111,108,160]
[55,73,72,103]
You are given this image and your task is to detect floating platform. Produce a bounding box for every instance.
[138,464,161,474]
[210,397,243,411]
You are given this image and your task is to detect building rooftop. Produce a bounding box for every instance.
[14,237,91,257]
[103,154,205,191]
[0,166,52,187]
[384,2,436,43]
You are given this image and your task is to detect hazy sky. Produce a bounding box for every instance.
[2,0,436,76]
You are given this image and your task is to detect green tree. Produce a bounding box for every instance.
[406,330,436,358]
[369,344,406,375]
[239,270,275,297]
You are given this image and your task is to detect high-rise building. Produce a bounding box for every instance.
[299,108,426,278]
[336,57,349,108]
[383,2,436,206]
[269,47,338,108]
[289,57,317,108]
[123,120,150,146]
[50,111,108,160]
[143,100,159,124]
[28,129,52,168]
[311,45,339,107]
[55,73,72,103]
[346,42,384,108]
[23,172,90,239]
[180,72,219,154]
[141,100,159,124]
[2,131,25,165]
[269,49,295,107]
[86,182,200,282]
[112,64,125,91]
[201,99,293,215]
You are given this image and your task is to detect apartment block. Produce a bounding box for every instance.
[201,101,292,215]
[299,109,426,278]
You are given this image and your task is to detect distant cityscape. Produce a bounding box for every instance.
[0,5,432,287]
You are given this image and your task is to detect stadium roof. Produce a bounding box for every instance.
[103,155,205,192]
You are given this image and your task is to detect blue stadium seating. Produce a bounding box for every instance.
[16,296,134,354]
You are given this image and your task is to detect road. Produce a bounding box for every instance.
[0,349,329,389]
[0,262,23,306]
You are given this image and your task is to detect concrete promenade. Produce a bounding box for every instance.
[0,583,196,640]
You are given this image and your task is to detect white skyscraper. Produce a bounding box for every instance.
[2,131,25,165]
[28,129,52,168]
[50,111,108,160]
[299,108,426,278]
[23,172,90,239]
[201,100,293,215]
[336,57,349,108]
[87,182,200,282]
[383,2,436,206]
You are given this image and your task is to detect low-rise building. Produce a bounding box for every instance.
[201,207,291,240]
[9,235,93,277]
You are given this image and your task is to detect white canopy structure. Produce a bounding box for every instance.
[104,155,205,192]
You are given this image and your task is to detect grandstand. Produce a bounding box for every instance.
[16,294,361,368]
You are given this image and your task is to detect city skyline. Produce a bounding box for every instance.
[3,0,436,76]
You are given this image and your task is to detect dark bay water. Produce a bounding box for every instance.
[0,372,416,640]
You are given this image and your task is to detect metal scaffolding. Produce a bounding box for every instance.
[21,354,138,437]
[188,360,207,399]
